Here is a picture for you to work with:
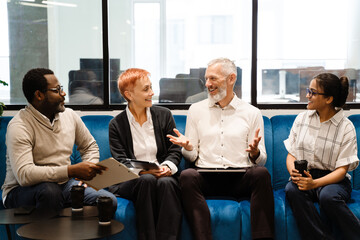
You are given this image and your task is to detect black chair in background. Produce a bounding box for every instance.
[68,70,104,104]
[159,78,205,103]
[189,67,242,98]
[299,68,357,103]
[169,67,242,103]
[110,79,126,104]
[68,58,125,104]
[80,58,121,80]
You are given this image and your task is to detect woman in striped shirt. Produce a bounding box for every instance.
[284,73,360,240]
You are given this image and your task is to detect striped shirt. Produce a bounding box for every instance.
[284,109,359,173]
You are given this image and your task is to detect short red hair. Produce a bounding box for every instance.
[118,68,150,101]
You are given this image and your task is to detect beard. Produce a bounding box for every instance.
[44,96,66,114]
[57,102,66,113]
[208,85,227,103]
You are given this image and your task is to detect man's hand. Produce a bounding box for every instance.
[167,128,193,151]
[246,128,262,162]
[68,162,107,181]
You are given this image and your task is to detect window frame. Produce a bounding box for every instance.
[3,0,360,111]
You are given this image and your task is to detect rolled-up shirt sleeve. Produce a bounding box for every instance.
[335,124,359,171]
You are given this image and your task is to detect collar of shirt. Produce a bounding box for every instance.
[308,109,344,126]
[208,93,240,110]
[28,104,60,127]
[126,106,152,127]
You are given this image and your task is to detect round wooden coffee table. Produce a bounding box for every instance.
[58,206,98,217]
[17,217,124,240]
[0,208,57,240]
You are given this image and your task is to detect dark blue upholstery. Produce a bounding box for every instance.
[71,115,114,164]
[0,117,12,238]
[173,115,188,173]
[348,115,360,190]
[2,113,360,240]
[263,116,273,185]
[271,115,297,190]
[0,117,12,208]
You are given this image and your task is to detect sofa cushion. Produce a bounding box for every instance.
[263,116,273,186]
[0,117,12,209]
[114,197,241,240]
[71,115,114,164]
[0,117,12,191]
[179,199,241,240]
[348,115,360,190]
[207,199,241,240]
[173,115,188,173]
[239,190,286,240]
[271,115,297,190]
[114,197,137,240]
[81,115,114,161]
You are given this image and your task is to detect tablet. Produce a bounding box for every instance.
[128,159,160,170]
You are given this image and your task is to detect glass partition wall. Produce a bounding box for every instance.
[257,0,360,104]
[1,0,360,109]
[108,0,252,104]
[0,0,104,106]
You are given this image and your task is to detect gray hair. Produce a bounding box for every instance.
[207,58,237,77]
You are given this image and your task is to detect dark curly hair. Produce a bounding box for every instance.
[22,68,54,103]
[314,73,349,108]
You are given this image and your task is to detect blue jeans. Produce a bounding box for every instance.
[5,179,117,211]
[285,169,360,240]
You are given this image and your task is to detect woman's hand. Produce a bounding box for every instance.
[158,165,172,178]
[297,171,316,191]
[139,165,171,178]
[289,168,302,185]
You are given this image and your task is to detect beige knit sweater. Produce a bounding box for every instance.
[2,104,99,201]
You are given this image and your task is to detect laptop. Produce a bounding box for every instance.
[195,167,247,173]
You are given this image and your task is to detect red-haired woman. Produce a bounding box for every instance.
[108,68,182,240]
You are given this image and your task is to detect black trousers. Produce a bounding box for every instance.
[180,166,274,240]
[109,174,182,240]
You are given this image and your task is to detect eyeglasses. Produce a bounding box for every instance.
[306,88,326,97]
[46,85,64,95]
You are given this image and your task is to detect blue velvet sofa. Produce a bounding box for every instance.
[1,113,360,239]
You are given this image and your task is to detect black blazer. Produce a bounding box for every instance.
[109,106,181,168]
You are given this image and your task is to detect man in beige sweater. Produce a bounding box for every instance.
[1,68,117,210]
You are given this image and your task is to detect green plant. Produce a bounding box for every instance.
[0,80,8,116]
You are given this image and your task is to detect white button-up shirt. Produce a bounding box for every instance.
[127,107,158,163]
[182,95,267,168]
[284,109,359,174]
[126,107,178,174]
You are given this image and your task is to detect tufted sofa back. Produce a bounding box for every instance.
[0,116,12,206]
[270,115,297,190]
[348,115,360,190]
[2,113,360,198]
